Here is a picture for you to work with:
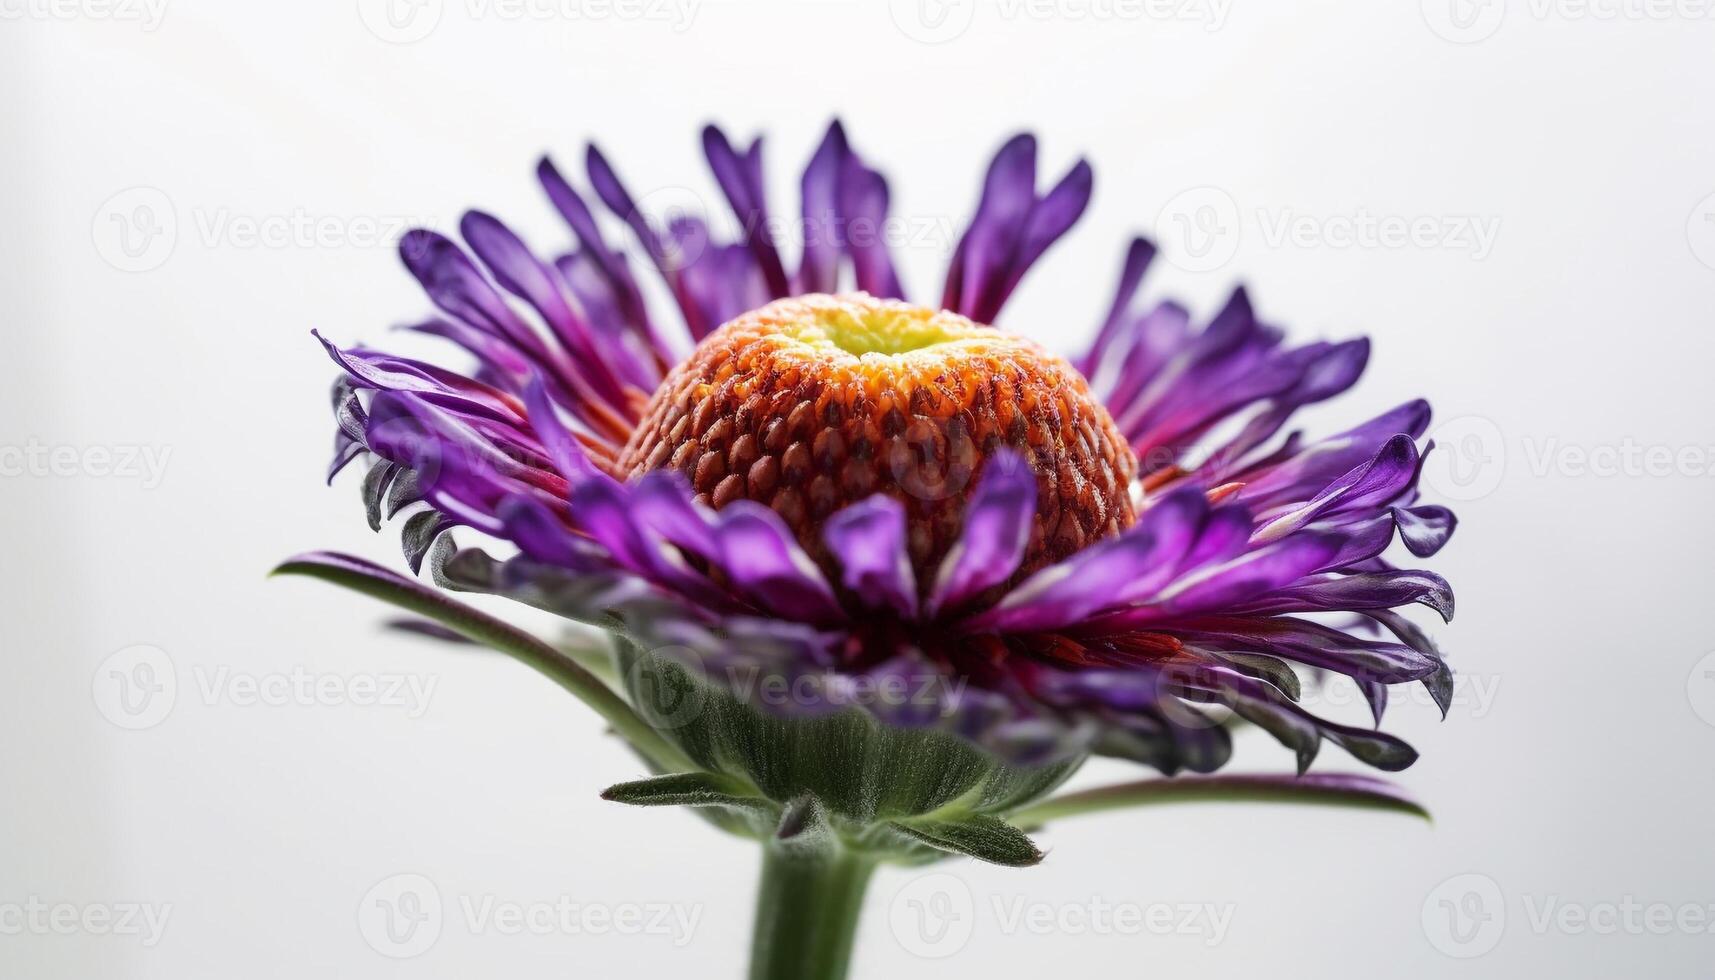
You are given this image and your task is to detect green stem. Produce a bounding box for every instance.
[271,556,695,774]
[747,845,876,980]
[1008,774,1430,828]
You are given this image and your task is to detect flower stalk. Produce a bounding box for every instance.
[748,843,877,980]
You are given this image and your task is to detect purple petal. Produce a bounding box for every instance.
[460,211,629,409]
[399,229,545,361]
[798,120,848,294]
[1157,533,1345,617]
[1233,570,1455,622]
[943,134,1037,317]
[968,487,1208,633]
[497,495,601,569]
[839,154,905,299]
[1078,237,1157,380]
[520,375,601,484]
[1253,435,1420,543]
[1178,617,1441,685]
[631,470,719,559]
[702,125,790,297]
[824,495,917,618]
[714,502,846,624]
[1235,400,1432,508]
[536,155,657,345]
[994,158,1093,310]
[928,450,1037,615]
[1393,504,1457,557]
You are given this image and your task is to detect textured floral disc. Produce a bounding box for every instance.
[617,293,1138,589]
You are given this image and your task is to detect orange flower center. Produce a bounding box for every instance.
[619,293,1138,588]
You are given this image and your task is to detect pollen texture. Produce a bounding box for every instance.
[618,293,1138,589]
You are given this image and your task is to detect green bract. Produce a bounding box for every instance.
[610,641,1080,866]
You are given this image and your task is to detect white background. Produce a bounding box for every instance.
[4,0,1714,977]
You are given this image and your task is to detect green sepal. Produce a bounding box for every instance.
[614,639,1084,826]
[602,771,780,839]
[886,813,1044,867]
[602,771,771,812]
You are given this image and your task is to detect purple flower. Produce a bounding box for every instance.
[309,122,1456,777]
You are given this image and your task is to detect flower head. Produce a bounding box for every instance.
[318,122,1455,777]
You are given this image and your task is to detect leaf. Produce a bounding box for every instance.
[602,772,772,816]
[889,813,1043,867]
[270,550,694,773]
[1008,772,1431,829]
